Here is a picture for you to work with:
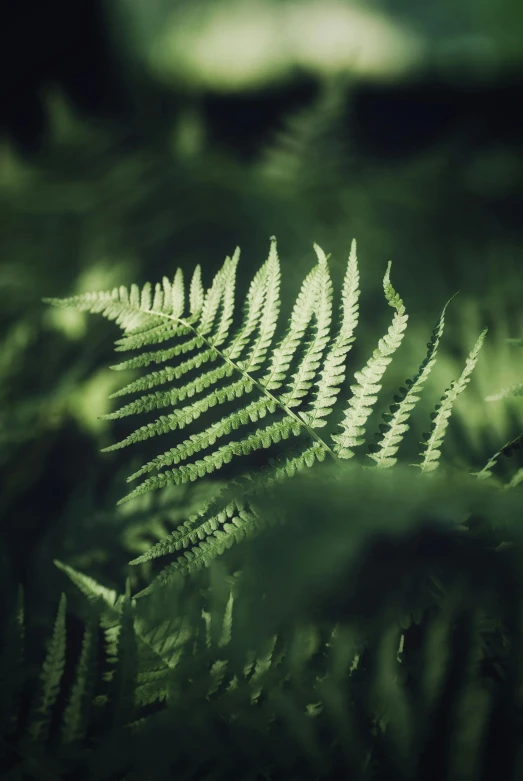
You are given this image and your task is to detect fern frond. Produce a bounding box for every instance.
[130,481,249,563]
[189,264,204,316]
[108,582,137,730]
[103,246,274,421]
[61,619,97,744]
[416,328,488,473]
[485,383,523,402]
[114,246,331,501]
[135,667,171,706]
[43,274,180,336]
[260,74,349,197]
[477,336,522,485]
[249,635,278,704]
[219,590,235,649]
[300,238,360,429]
[46,238,485,588]
[472,432,523,481]
[27,594,67,744]
[54,559,118,608]
[133,505,262,591]
[279,243,333,408]
[332,262,408,458]
[118,249,329,498]
[484,337,521,400]
[368,295,456,468]
[506,467,523,489]
[110,252,236,360]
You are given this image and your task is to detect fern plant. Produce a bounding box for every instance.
[0,586,131,780]
[474,337,523,487]
[4,467,523,779]
[259,75,351,203]
[0,560,293,780]
[44,238,488,594]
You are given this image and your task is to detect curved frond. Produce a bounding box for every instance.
[472,432,523,482]
[332,262,408,459]
[54,559,118,608]
[27,594,67,744]
[416,328,488,473]
[301,238,360,430]
[485,383,523,402]
[368,295,456,468]
[61,620,97,744]
[45,238,484,588]
[43,272,182,336]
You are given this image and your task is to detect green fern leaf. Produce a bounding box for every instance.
[506,467,523,488]
[416,328,488,473]
[484,334,521,403]
[249,635,278,704]
[54,559,118,609]
[61,619,97,744]
[485,382,523,402]
[189,264,204,316]
[43,275,176,336]
[46,238,484,589]
[368,295,456,468]
[113,242,329,501]
[102,246,275,425]
[27,594,67,744]
[472,432,523,481]
[108,581,137,730]
[300,238,360,430]
[332,261,408,458]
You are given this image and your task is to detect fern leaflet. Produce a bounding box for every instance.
[416,328,488,473]
[27,594,67,744]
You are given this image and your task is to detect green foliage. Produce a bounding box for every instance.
[259,75,351,209]
[0,587,25,738]
[416,327,487,473]
[60,616,97,745]
[33,234,523,779]
[474,336,523,485]
[368,294,455,468]
[0,575,153,780]
[45,238,490,593]
[27,594,67,745]
[3,464,523,780]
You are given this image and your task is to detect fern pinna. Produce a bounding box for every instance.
[45,239,486,593]
[475,337,523,488]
